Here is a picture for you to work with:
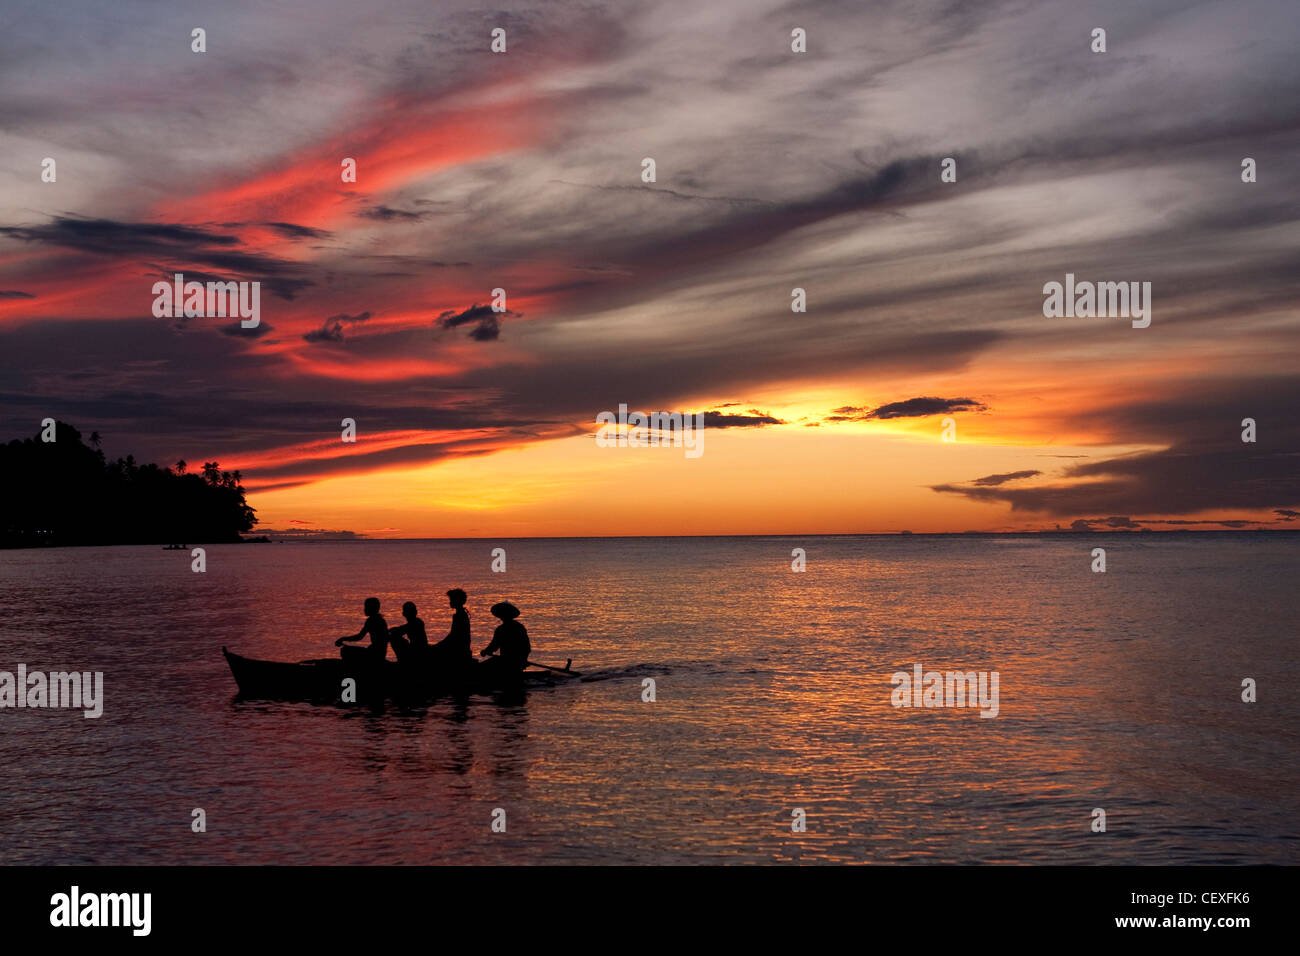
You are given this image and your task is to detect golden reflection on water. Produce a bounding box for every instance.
[0,534,1296,864]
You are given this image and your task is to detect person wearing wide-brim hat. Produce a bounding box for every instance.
[480,601,530,675]
[489,601,520,620]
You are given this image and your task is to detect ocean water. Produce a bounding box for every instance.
[0,534,1296,865]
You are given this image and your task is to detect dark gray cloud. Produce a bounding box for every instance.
[1142,519,1261,528]
[2,217,316,299]
[2,217,237,251]
[829,397,988,421]
[971,470,1042,487]
[933,440,1300,516]
[932,376,1300,517]
[359,205,428,222]
[303,311,372,344]
[220,321,274,338]
[1065,516,1263,530]
[261,221,332,240]
[0,290,34,299]
[702,410,783,428]
[436,303,515,341]
[468,317,501,341]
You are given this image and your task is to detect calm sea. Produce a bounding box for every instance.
[1,534,1296,864]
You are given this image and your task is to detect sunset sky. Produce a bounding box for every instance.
[2,0,1298,536]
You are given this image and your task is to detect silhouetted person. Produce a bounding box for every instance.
[387,601,427,664]
[480,601,530,678]
[429,588,473,669]
[336,597,388,662]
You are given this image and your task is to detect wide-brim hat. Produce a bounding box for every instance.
[490,601,520,620]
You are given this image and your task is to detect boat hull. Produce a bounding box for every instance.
[222,647,559,702]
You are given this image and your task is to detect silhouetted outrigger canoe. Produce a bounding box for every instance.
[222,646,579,702]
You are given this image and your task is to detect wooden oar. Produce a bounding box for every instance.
[525,657,580,677]
[482,653,581,677]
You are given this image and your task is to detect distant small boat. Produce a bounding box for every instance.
[222,646,578,703]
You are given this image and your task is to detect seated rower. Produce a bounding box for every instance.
[429,588,473,669]
[479,601,531,677]
[335,597,389,662]
[387,601,428,664]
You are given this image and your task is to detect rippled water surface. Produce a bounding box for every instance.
[1,534,1296,864]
